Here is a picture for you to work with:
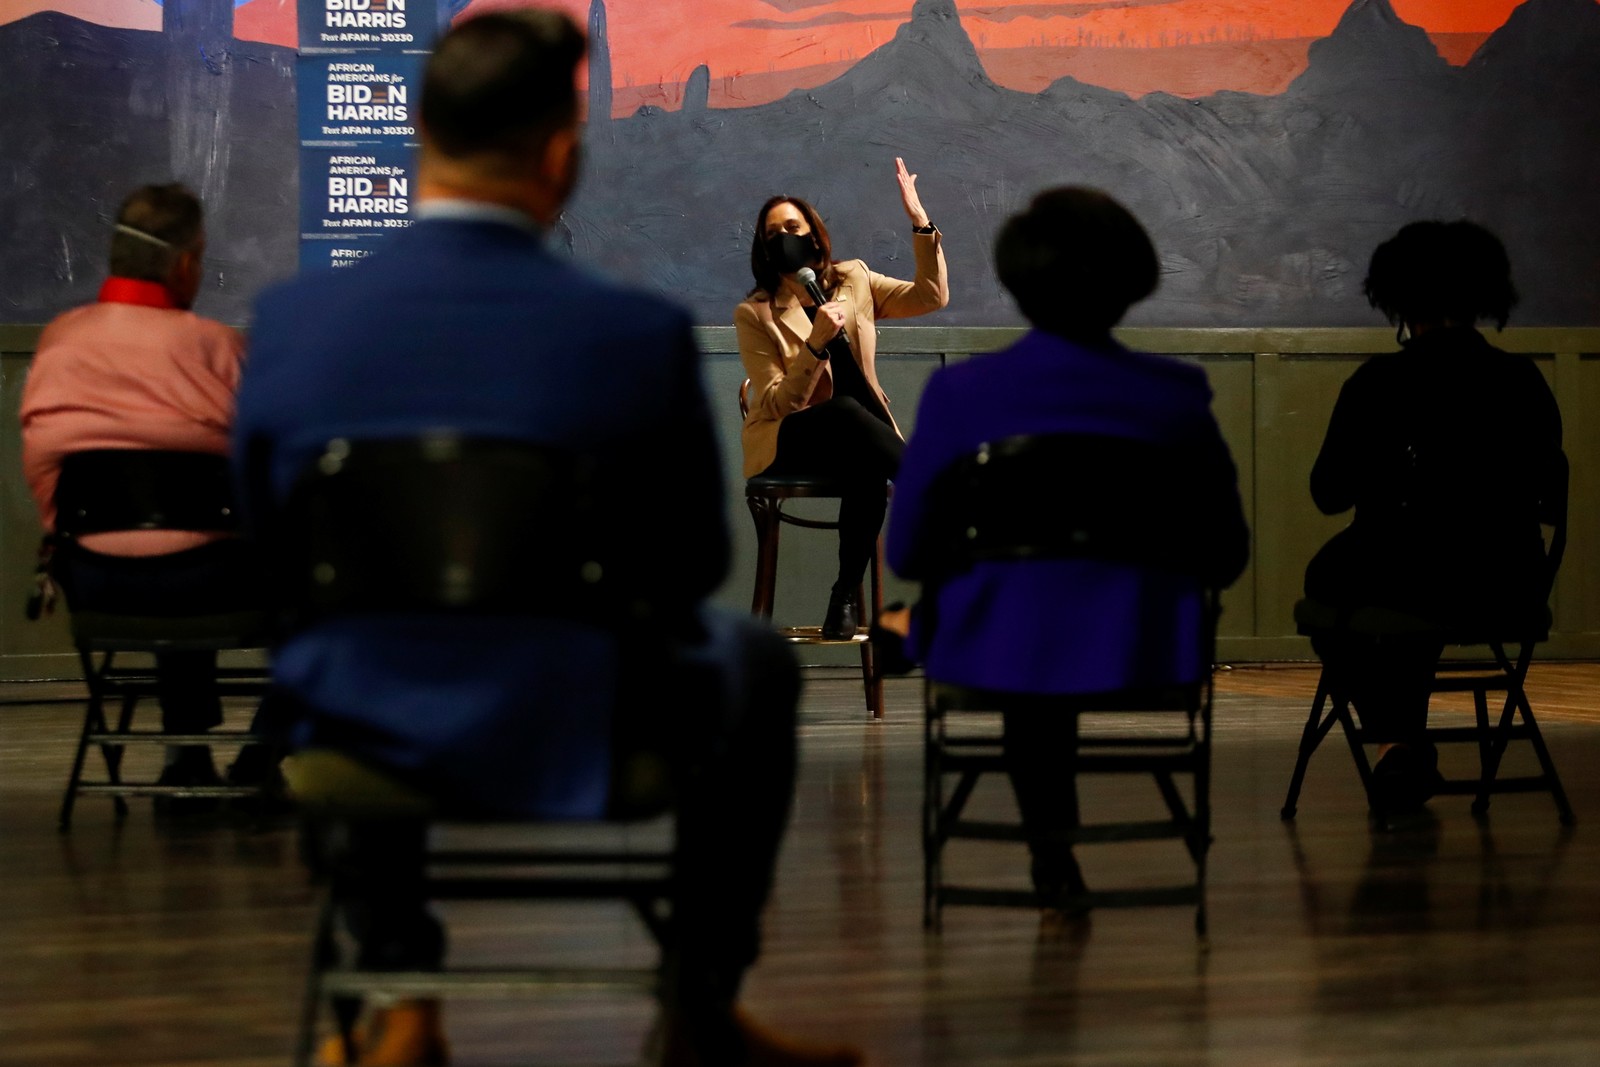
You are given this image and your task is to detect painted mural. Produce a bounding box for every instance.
[1,0,1596,327]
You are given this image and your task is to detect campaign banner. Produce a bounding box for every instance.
[297,54,425,146]
[297,0,439,54]
[299,146,418,238]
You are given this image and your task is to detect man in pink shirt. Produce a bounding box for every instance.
[21,183,273,806]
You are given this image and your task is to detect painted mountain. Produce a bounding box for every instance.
[1,0,1597,327]
[0,3,297,323]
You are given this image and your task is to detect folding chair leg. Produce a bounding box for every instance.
[1488,642,1576,825]
[294,891,340,1067]
[58,693,101,833]
[1281,675,1333,820]
[1194,743,1211,941]
[1469,685,1500,818]
[1520,697,1577,826]
[1153,771,1201,863]
[103,689,138,780]
[922,706,939,930]
[100,690,139,821]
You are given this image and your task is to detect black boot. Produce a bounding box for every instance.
[822,585,858,640]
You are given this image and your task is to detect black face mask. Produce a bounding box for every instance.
[765,232,818,275]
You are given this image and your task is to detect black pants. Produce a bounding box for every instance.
[1304,525,1546,745]
[1003,710,1085,896]
[53,540,283,743]
[1306,630,1443,745]
[762,397,903,592]
[328,612,801,1030]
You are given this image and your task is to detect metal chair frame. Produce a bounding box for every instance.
[915,433,1232,937]
[276,435,680,1066]
[1282,451,1574,826]
[49,449,270,830]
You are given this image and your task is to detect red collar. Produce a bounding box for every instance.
[97,277,180,310]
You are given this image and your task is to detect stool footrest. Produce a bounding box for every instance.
[778,625,867,644]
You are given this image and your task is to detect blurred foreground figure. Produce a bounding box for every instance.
[238,11,863,1067]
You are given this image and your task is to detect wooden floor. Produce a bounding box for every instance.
[4,662,1600,1065]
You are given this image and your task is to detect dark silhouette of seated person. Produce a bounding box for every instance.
[1303,219,1563,813]
[236,12,863,1067]
[879,188,1248,907]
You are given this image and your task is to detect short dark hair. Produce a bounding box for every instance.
[748,195,835,299]
[1363,219,1518,330]
[108,183,202,281]
[420,11,586,174]
[994,187,1159,337]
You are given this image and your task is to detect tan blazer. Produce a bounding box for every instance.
[735,230,948,478]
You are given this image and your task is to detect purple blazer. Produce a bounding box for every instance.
[886,330,1248,695]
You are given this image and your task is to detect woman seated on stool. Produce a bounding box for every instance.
[734,159,949,638]
[875,187,1249,907]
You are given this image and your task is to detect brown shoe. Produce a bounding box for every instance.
[316,999,449,1066]
[654,1007,865,1067]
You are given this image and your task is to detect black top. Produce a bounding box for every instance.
[803,302,892,427]
[1307,326,1563,615]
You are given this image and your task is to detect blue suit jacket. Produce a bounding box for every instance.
[236,217,727,816]
[886,330,1248,695]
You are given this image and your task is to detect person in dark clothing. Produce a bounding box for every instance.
[1304,219,1563,813]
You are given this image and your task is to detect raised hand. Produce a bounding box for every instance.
[896,157,930,229]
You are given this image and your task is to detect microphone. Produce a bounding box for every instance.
[796,266,828,309]
[796,265,848,359]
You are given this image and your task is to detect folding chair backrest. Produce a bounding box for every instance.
[918,432,1230,583]
[54,449,240,538]
[277,435,639,625]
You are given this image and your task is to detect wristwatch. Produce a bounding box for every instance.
[913,222,937,235]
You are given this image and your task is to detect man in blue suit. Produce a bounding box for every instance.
[238,12,862,1067]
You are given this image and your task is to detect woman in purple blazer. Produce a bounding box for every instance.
[883,188,1248,904]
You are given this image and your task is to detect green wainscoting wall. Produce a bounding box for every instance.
[4,323,1597,679]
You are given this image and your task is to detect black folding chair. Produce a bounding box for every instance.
[919,433,1233,937]
[48,449,272,830]
[273,435,675,1067]
[1282,451,1574,826]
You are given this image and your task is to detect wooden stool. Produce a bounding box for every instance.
[745,473,887,719]
[739,379,887,719]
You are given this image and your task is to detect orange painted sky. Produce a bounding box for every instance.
[4,0,1556,97]
[454,0,1532,88]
